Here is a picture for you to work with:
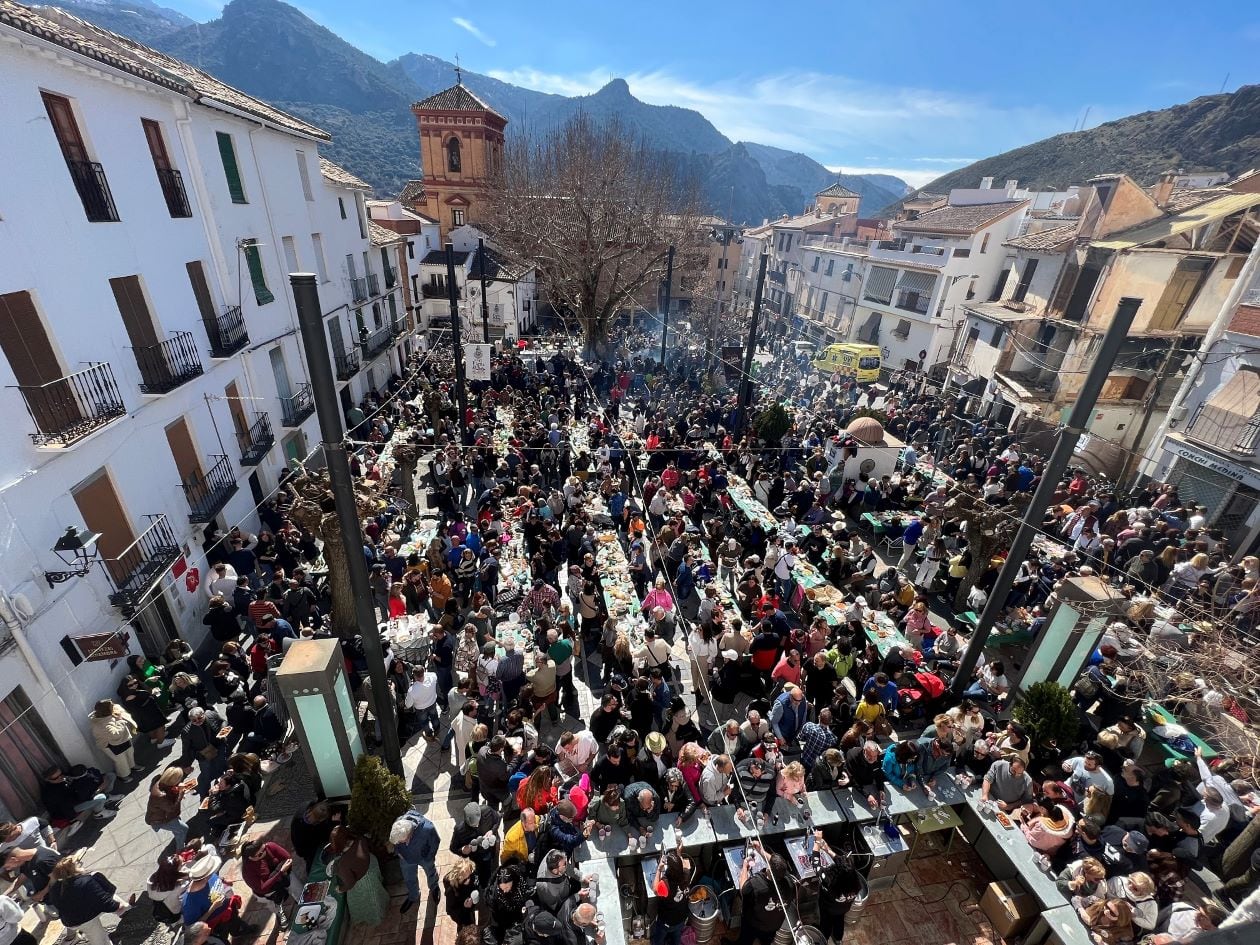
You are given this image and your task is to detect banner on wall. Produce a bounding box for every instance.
[466,344,492,381]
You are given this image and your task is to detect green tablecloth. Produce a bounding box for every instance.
[1144,702,1219,761]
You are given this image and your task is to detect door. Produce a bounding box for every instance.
[270,346,292,401]
[187,261,217,338]
[328,316,346,358]
[0,290,75,435]
[338,384,352,414]
[165,417,204,490]
[282,432,306,465]
[41,92,89,164]
[72,469,136,584]
[141,119,172,171]
[129,588,177,660]
[110,276,163,387]
[225,380,250,451]
[248,471,265,507]
[0,687,67,819]
[1149,258,1212,331]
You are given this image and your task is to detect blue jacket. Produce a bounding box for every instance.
[395,811,439,864]
[881,745,918,789]
[770,691,809,744]
[901,520,924,547]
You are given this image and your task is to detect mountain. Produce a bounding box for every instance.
[40,0,191,43]
[738,142,908,216]
[918,85,1260,198]
[49,0,908,220]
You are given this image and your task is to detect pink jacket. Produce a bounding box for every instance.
[680,762,703,802]
[1021,811,1075,853]
[642,589,675,613]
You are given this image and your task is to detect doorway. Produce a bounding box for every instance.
[339,384,352,414]
[248,470,265,507]
[0,687,67,819]
[129,586,177,660]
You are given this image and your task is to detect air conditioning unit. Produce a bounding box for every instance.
[1169,405,1188,424]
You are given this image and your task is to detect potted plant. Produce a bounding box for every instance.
[347,754,411,852]
[1013,681,1082,773]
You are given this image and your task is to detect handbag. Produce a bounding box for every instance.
[108,740,131,755]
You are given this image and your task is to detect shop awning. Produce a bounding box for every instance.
[864,266,897,304]
[896,270,938,294]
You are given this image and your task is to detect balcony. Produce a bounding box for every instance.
[182,454,238,523]
[205,305,249,358]
[360,324,393,360]
[768,269,786,286]
[104,514,181,615]
[14,362,126,447]
[421,283,448,299]
[66,159,119,223]
[1184,403,1260,458]
[390,316,409,339]
[156,167,192,219]
[238,412,274,466]
[334,347,360,381]
[870,240,950,268]
[351,277,368,302]
[280,383,315,427]
[367,273,381,296]
[134,332,204,394]
[383,264,398,289]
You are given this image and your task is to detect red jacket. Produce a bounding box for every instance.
[241,842,292,896]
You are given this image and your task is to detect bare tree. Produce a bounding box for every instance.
[944,488,1032,611]
[486,114,708,353]
[286,466,378,637]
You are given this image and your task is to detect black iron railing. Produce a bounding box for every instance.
[65,159,119,223]
[360,325,392,359]
[1237,413,1260,454]
[155,167,192,219]
[421,283,447,299]
[205,305,248,358]
[383,264,397,289]
[280,383,315,426]
[182,454,238,523]
[14,362,126,446]
[334,347,360,381]
[134,331,204,394]
[239,413,274,466]
[104,514,181,614]
[367,273,381,296]
[351,278,368,302]
[390,316,408,338]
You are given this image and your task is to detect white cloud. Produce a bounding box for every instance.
[452,17,496,48]
[486,66,1074,179]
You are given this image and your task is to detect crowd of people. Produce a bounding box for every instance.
[4,324,1259,945]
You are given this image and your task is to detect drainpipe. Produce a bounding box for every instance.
[1137,233,1260,482]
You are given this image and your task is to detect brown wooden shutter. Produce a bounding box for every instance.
[164,418,203,488]
[187,261,216,326]
[41,92,88,164]
[0,291,77,437]
[72,470,137,583]
[225,380,249,447]
[109,276,160,348]
[141,119,171,170]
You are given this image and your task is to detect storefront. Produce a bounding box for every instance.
[1159,434,1260,554]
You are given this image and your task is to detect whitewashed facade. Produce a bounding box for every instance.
[0,3,408,814]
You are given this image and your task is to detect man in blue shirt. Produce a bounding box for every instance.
[391,809,440,912]
[862,672,900,715]
[897,517,925,569]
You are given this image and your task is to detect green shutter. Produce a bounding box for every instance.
[217,132,247,203]
[244,244,274,305]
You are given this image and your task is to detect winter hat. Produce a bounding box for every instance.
[463,802,483,827]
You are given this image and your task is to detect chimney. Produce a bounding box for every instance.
[980,176,994,190]
[1005,179,1019,193]
[1153,171,1178,208]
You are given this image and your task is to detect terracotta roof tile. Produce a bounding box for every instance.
[1003,223,1079,251]
[414,83,504,120]
[7,2,329,140]
[319,157,371,191]
[896,200,1027,234]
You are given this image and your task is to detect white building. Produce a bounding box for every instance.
[415,224,537,343]
[0,2,411,814]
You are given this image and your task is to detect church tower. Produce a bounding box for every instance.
[410,76,507,240]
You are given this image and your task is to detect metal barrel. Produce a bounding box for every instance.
[845,874,870,928]
[688,889,720,944]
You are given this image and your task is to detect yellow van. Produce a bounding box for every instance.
[812,343,882,383]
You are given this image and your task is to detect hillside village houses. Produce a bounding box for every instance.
[948,170,1260,477]
[0,0,418,812]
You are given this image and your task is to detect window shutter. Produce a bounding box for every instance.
[243,244,274,305]
[217,132,247,203]
[864,266,897,304]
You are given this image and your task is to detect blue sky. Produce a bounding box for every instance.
[169,0,1260,187]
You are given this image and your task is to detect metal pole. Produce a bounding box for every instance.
[289,273,403,776]
[734,251,769,435]
[951,297,1143,694]
[477,237,491,344]
[659,244,675,366]
[445,243,471,444]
